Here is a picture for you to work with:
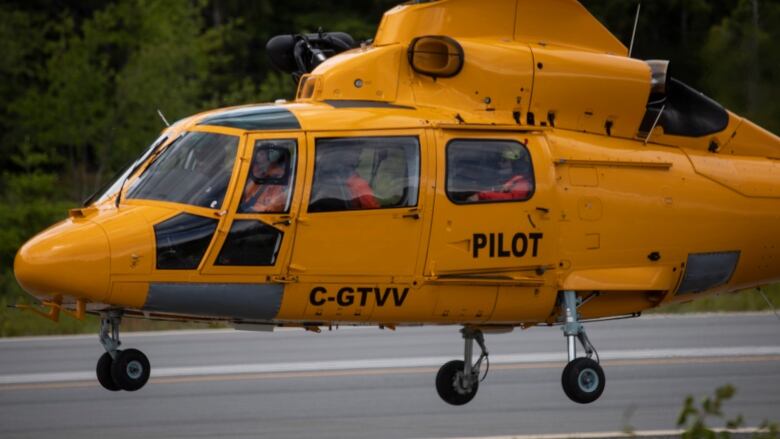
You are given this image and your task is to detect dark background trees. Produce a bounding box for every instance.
[0,0,777,334]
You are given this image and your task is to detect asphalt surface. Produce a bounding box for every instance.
[0,313,779,439]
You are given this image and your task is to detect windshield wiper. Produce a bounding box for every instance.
[82,160,133,207]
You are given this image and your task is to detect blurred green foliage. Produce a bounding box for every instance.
[0,0,778,335]
[585,0,780,132]
[676,384,778,438]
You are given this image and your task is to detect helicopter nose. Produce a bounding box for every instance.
[14,219,111,302]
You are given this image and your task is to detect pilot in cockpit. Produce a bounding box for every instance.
[241,146,290,213]
[468,148,532,202]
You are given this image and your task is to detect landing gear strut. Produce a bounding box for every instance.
[436,327,489,406]
[559,290,604,404]
[96,310,150,392]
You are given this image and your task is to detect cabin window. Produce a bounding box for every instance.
[238,140,296,214]
[127,131,239,209]
[308,136,420,213]
[154,213,218,270]
[446,139,534,204]
[215,220,283,266]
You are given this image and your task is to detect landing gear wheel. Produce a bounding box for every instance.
[436,360,478,406]
[96,352,121,391]
[110,348,150,392]
[561,357,605,404]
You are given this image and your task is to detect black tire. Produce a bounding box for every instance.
[96,352,121,391]
[561,357,605,404]
[110,348,150,392]
[436,360,478,406]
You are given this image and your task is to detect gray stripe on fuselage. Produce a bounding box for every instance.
[144,283,283,320]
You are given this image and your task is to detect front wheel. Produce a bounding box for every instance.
[436,360,478,406]
[561,357,605,404]
[110,348,150,392]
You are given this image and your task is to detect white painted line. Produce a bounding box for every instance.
[1,346,778,385]
[425,427,767,439]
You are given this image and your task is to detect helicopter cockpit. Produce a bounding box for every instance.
[78,104,433,284]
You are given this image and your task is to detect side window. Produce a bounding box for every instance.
[216,220,283,266]
[154,214,218,270]
[238,140,296,214]
[447,139,534,204]
[308,136,420,213]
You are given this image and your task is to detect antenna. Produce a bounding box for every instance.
[629,2,641,58]
[644,104,665,145]
[157,109,170,127]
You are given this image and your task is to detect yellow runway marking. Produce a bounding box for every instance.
[1,354,778,392]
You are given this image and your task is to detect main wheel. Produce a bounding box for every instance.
[96,352,121,391]
[561,357,605,404]
[436,360,478,406]
[110,348,150,392]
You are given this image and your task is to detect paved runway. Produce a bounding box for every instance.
[0,313,778,438]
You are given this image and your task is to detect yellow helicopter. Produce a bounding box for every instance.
[12,0,780,405]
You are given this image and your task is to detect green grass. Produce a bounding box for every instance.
[651,284,780,314]
[0,295,224,337]
[0,295,101,337]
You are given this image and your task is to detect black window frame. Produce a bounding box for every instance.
[307,135,422,214]
[445,138,536,205]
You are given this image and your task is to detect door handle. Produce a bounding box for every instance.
[271,275,298,284]
[401,209,421,220]
[273,216,293,226]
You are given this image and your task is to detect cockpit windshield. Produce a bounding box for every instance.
[127,131,239,209]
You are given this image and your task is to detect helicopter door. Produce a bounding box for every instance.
[200,132,306,279]
[426,132,557,277]
[289,132,430,278]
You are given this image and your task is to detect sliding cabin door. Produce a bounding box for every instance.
[289,130,432,281]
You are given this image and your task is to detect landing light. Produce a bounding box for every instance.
[407,36,464,79]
